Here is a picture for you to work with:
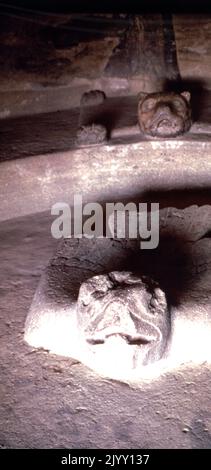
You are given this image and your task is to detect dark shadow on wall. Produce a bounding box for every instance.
[164,78,210,122]
[116,232,197,309]
[88,188,211,310]
[141,188,211,209]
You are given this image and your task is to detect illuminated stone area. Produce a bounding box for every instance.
[24,206,211,381]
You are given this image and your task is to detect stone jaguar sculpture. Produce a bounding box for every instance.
[76,89,107,146]
[77,271,170,369]
[138,91,192,137]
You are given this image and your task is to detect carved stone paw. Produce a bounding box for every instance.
[76,124,107,146]
[80,90,106,107]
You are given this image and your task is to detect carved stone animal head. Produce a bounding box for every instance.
[77,271,170,368]
[138,91,192,137]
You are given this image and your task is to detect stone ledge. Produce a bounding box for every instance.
[1,136,211,221]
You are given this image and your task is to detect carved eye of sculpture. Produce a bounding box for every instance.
[86,337,105,345]
[126,335,152,345]
[172,98,186,112]
[141,98,157,113]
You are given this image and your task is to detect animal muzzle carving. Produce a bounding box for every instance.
[86,299,159,346]
[77,271,170,368]
[150,107,184,136]
[138,91,192,138]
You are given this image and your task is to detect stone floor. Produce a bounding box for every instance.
[1,210,211,448]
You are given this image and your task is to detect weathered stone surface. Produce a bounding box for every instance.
[174,15,211,90]
[0,12,179,118]
[0,12,211,119]
[76,90,108,145]
[24,205,211,381]
[77,272,169,368]
[80,90,107,107]
[76,124,107,146]
[137,91,192,137]
[1,130,211,222]
[1,209,211,448]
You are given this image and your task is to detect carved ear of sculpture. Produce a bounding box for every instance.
[149,287,168,316]
[112,271,149,287]
[78,274,113,306]
[137,92,147,106]
[181,91,191,102]
[109,271,139,285]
